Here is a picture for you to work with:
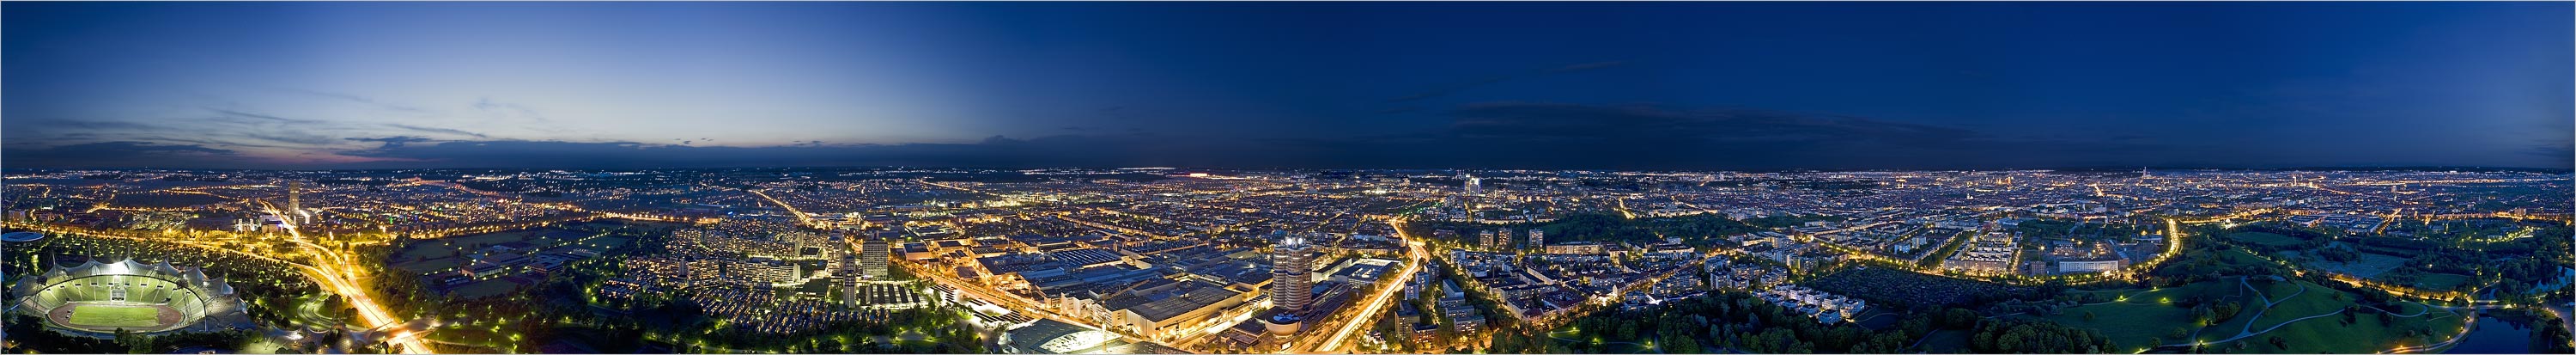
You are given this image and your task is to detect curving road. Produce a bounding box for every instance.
[1306,217,1428,352]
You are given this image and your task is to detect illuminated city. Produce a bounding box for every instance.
[3,2,2571,355]
[6,168,2569,353]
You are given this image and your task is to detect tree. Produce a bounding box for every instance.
[1490,331,1523,353]
[1969,319,2112,353]
[1943,308,1979,328]
[1661,332,1703,354]
[115,327,156,353]
[2537,315,2574,354]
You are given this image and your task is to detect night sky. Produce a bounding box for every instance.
[5,2,2568,170]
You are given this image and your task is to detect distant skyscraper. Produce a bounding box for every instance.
[860,238,890,278]
[285,181,305,223]
[1464,174,1483,196]
[1498,228,1515,249]
[1478,230,1496,250]
[1271,233,1314,314]
[1529,230,1544,248]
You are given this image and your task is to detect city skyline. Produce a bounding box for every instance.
[4,2,2572,354]
[6,2,2571,170]
[6,167,2568,354]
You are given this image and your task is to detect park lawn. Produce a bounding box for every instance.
[447,230,546,246]
[2191,279,2313,344]
[2048,281,2246,350]
[2226,232,2306,248]
[2127,279,2245,307]
[2297,251,2409,278]
[426,327,514,350]
[2223,301,2467,353]
[2246,281,2348,327]
[448,278,522,299]
[393,256,468,274]
[2248,278,2305,304]
[2415,308,2470,350]
[289,294,348,327]
[569,236,632,250]
[1911,329,1971,353]
[2148,279,2476,354]
[2212,248,2273,268]
[2044,300,2198,351]
[2385,301,2431,315]
[397,242,465,260]
[68,304,161,327]
[2196,308,2264,345]
[442,229,566,250]
[2405,272,2475,291]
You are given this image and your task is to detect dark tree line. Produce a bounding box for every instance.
[1492,291,2029,354]
[1968,318,2114,353]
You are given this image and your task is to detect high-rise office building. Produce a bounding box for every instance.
[1529,230,1545,248]
[860,238,890,279]
[285,181,304,223]
[1270,233,1314,314]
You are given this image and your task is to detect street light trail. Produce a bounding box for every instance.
[745,188,822,228]
[1313,217,1428,352]
[254,194,435,354]
[281,217,436,353]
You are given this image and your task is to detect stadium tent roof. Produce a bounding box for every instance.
[26,258,236,296]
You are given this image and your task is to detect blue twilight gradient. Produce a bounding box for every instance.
[4,2,2568,169]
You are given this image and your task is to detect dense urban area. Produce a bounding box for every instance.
[4,168,2571,354]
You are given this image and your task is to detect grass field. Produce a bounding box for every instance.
[390,227,592,274]
[2225,232,2306,248]
[1912,328,1970,352]
[448,278,523,299]
[2245,282,2342,327]
[2210,248,2273,268]
[2294,250,2409,278]
[570,236,632,251]
[69,304,163,327]
[2219,281,2464,353]
[2048,281,2242,350]
[2048,278,2472,353]
[393,256,469,274]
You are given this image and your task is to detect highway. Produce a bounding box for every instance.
[744,188,823,228]
[1305,217,1429,352]
[257,198,437,354]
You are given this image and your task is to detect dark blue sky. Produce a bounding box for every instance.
[5,2,2568,169]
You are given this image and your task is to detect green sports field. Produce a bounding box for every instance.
[68,304,163,328]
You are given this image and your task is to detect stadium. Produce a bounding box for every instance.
[9,258,244,334]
